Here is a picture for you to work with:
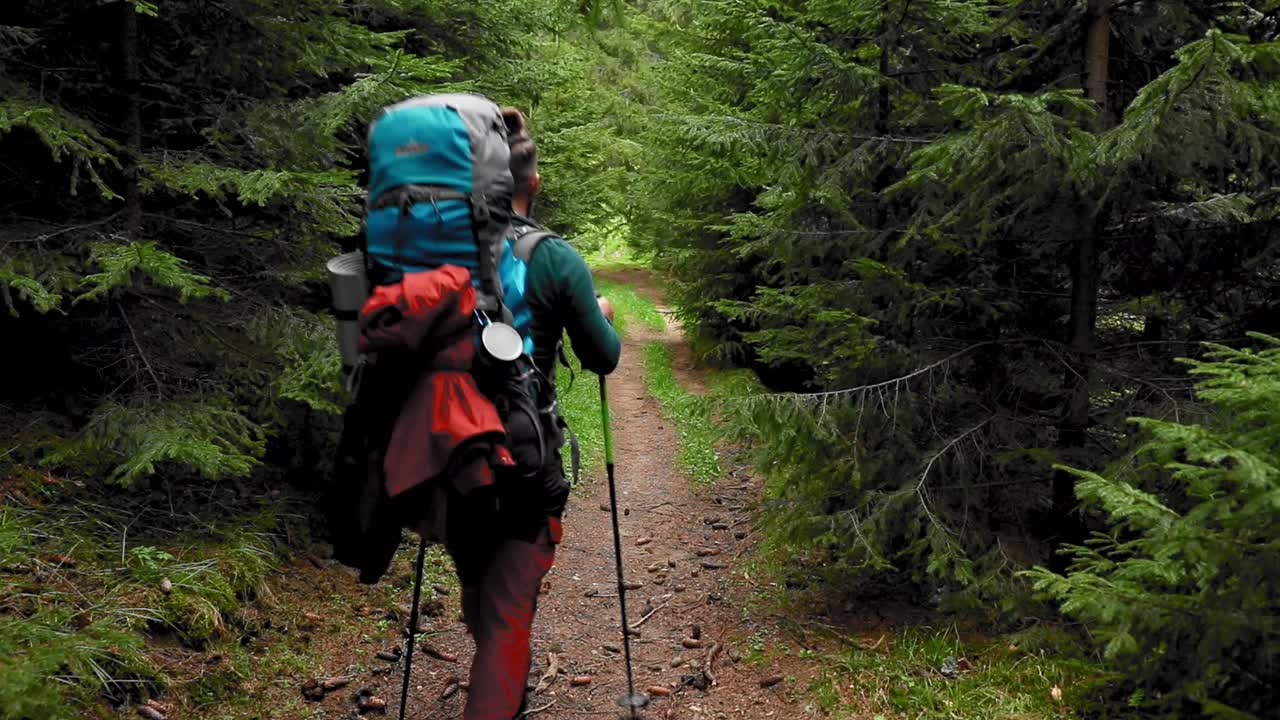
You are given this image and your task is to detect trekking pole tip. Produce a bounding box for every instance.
[617,691,649,710]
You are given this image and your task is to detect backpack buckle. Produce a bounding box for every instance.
[471,194,490,223]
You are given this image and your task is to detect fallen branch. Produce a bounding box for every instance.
[533,652,560,694]
[630,598,672,630]
[525,699,557,715]
[704,643,722,686]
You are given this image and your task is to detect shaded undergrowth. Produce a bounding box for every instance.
[0,477,304,719]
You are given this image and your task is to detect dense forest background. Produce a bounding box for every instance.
[1,0,1277,718]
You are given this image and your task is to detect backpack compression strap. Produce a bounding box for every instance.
[507,222,583,487]
[370,185,511,317]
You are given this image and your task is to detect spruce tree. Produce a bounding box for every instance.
[628,0,1280,593]
[0,0,526,486]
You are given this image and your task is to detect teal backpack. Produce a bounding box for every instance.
[362,93,536,353]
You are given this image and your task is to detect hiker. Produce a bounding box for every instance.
[326,93,620,720]
[441,106,622,720]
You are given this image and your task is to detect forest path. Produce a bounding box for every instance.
[392,269,819,719]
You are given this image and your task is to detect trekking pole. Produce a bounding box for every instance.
[600,374,648,717]
[399,536,428,720]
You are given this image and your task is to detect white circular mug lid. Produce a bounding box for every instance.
[325,251,365,277]
[481,322,523,362]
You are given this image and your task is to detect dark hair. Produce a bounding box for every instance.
[501,106,538,191]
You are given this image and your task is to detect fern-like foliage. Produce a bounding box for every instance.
[77,241,229,304]
[0,95,119,198]
[0,616,155,720]
[0,259,63,315]
[247,308,345,416]
[46,399,267,486]
[628,0,1280,598]
[143,160,362,237]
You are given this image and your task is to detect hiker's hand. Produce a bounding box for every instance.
[597,296,615,325]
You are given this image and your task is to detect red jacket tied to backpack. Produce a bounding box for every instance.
[358,264,511,500]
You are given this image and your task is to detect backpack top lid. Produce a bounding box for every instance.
[366,93,513,205]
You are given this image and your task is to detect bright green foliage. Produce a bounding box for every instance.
[0,96,119,197]
[0,0,538,487]
[2,0,1277,717]
[0,507,158,720]
[802,624,1106,719]
[486,22,649,248]
[0,494,290,719]
[248,309,347,415]
[0,258,64,315]
[554,342,604,480]
[77,240,229,304]
[594,278,666,335]
[643,342,723,485]
[0,615,154,720]
[1028,335,1280,717]
[553,278,665,481]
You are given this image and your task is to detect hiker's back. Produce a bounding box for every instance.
[509,215,622,382]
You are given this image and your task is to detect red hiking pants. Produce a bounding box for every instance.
[447,518,561,720]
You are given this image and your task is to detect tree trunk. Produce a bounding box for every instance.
[871,5,895,258]
[1083,0,1111,112]
[877,15,891,136]
[1050,0,1110,571]
[122,1,143,236]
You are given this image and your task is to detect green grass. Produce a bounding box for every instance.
[642,342,723,485]
[556,342,605,481]
[594,274,729,486]
[797,624,1110,719]
[588,271,728,486]
[0,504,160,719]
[0,271,678,719]
[578,218,653,271]
[594,278,666,334]
[0,483,300,720]
[707,366,766,399]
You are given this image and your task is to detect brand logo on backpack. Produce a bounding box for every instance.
[394,141,429,157]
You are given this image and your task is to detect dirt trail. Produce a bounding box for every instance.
[280,272,821,720]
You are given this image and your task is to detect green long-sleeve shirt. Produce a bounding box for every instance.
[520,222,622,380]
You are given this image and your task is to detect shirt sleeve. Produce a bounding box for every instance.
[528,237,622,375]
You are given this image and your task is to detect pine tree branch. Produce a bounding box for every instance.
[0,212,120,251]
[735,342,992,403]
[117,303,163,399]
[912,417,992,535]
[656,113,935,145]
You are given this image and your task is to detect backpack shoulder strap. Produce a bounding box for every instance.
[510,221,559,263]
